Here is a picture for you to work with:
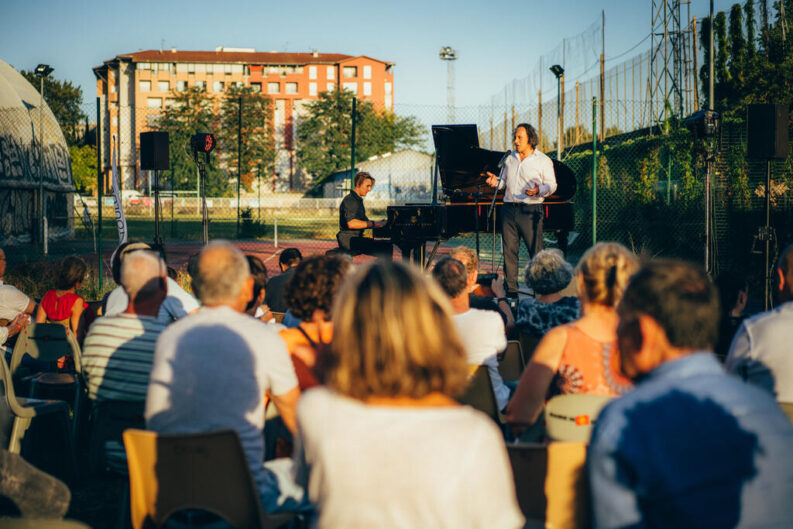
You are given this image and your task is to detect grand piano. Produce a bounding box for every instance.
[374,124,576,264]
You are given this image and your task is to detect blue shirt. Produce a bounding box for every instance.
[588,352,793,529]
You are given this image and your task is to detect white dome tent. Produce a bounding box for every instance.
[0,59,74,245]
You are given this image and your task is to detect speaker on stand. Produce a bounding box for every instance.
[747,104,790,310]
[140,131,170,247]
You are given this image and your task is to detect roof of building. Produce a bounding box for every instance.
[95,49,394,69]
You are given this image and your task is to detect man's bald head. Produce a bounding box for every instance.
[192,241,251,306]
[777,243,793,303]
[121,251,166,302]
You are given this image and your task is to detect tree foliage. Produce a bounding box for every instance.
[69,144,97,194]
[218,85,276,192]
[21,71,86,147]
[296,89,425,181]
[155,88,229,196]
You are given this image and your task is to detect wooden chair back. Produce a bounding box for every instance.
[498,340,525,381]
[458,365,501,425]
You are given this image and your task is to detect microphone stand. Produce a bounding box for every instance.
[193,149,210,246]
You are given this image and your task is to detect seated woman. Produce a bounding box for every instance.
[35,256,88,339]
[278,254,351,390]
[294,261,524,529]
[506,242,638,429]
[516,248,580,337]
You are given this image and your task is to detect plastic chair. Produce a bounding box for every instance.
[0,519,91,529]
[457,365,503,425]
[518,331,542,363]
[498,340,525,381]
[779,402,793,426]
[507,441,589,529]
[544,394,613,442]
[123,428,295,529]
[9,323,86,445]
[88,399,146,475]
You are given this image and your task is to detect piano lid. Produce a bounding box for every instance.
[432,125,503,196]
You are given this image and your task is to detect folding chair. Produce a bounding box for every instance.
[518,331,542,364]
[88,399,145,475]
[544,394,613,442]
[123,428,295,529]
[498,340,525,382]
[9,323,86,445]
[457,365,503,425]
[507,441,589,529]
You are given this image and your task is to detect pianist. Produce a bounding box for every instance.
[486,123,556,297]
[336,171,392,258]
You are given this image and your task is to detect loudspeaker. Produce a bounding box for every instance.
[140,131,170,170]
[747,104,789,160]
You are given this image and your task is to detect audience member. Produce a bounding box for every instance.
[245,254,279,326]
[145,241,301,512]
[104,240,199,323]
[432,256,511,410]
[279,254,351,390]
[450,246,514,333]
[294,261,524,529]
[589,258,793,528]
[506,242,638,428]
[726,243,793,404]
[265,248,302,313]
[515,249,580,337]
[82,251,168,401]
[0,247,36,329]
[714,270,748,361]
[35,256,88,338]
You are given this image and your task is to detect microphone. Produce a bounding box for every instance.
[497,150,512,169]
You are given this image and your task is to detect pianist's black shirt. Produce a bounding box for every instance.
[338,191,369,247]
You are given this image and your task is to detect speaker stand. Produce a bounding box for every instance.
[760,160,776,311]
[152,169,163,247]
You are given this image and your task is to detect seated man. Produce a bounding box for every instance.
[145,241,302,512]
[449,246,514,333]
[432,257,510,411]
[0,247,35,351]
[103,240,199,324]
[264,248,302,314]
[82,250,168,401]
[336,171,392,258]
[589,258,793,528]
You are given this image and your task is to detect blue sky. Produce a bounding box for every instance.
[1,0,741,112]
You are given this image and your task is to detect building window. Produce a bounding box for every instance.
[177,80,188,92]
[327,66,335,80]
[147,114,160,127]
[363,65,372,79]
[233,81,244,88]
[165,98,177,108]
[194,80,206,91]
[385,95,392,110]
[213,81,225,93]
[110,83,116,93]
[188,63,195,74]
[309,82,317,96]
[343,66,357,78]
[146,98,162,109]
[225,64,233,74]
[385,82,392,95]
[196,63,207,73]
[139,80,151,92]
[343,82,357,95]
[231,64,244,74]
[158,81,170,92]
[285,82,298,94]
[112,116,118,126]
[176,63,188,73]
[309,66,317,80]
[250,82,261,93]
[363,82,372,96]
[327,82,336,92]
[160,63,170,72]
[268,82,280,94]
[137,63,151,70]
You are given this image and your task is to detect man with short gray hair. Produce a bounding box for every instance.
[82,250,169,401]
[145,241,302,512]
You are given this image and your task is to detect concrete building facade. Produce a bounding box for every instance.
[93,47,395,191]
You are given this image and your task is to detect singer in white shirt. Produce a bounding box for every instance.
[486,124,556,296]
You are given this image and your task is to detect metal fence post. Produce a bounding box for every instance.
[350,96,357,190]
[236,95,242,238]
[592,96,598,245]
[96,97,103,286]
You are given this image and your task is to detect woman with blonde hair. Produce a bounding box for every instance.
[294,261,523,529]
[506,242,639,428]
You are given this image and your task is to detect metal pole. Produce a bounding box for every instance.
[763,160,772,310]
[258,165,262,220]
[709,0,714,110]
[96,97,103,287]
[39,76,45,254]
[236,95,242,238]
[556,75,562,158]
[350,96,357,190]
[592,97,598,245]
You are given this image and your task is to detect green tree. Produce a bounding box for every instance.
[745,0,757,63]
[714,11,730,110]
[69,144,97,194]
[296,89,425,181]
[699,15,712,108]
[728,3,746,102]
[218,85,276,192]
[21,71,86,147]
[155,87,228,196]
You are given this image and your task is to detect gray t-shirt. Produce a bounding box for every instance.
[294,387,524,529]
[145,306,298,495]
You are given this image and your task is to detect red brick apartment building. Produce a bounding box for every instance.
[93,47,395,190]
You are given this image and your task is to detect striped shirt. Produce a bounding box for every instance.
[82,313,167,401]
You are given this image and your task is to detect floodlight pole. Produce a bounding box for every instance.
[35,64,53,255]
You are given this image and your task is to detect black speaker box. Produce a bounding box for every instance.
[747,104,789,160]
[140,131,170,170]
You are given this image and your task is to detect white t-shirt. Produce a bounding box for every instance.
[104,277,199,324]
[145,305,298,496]
[453,308,509,410]
[0,281,31,321]
[294,387,524,529]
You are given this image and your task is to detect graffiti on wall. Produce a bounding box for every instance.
[0,132,73,190]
